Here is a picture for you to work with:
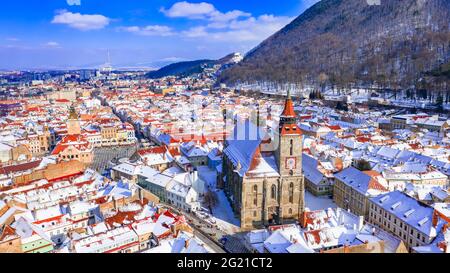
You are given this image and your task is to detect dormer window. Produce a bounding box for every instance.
[418,217,429,226]
[404,209,415,218]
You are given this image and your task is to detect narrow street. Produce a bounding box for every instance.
[159,203,251,253]
[159,204,227,253]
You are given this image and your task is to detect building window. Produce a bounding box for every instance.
[290,139,294,156]
[271,185,277,200]
[289,183,294,203]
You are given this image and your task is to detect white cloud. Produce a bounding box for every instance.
[210,10,251,23]
[118,25,175,36]
[160,1,216,19]
[158,2,290,43]
[66,0,81,6]
[51,10,110,31]
[161,1,250,25]
[5,37,20,42]
[44,41,61,48]
[183,14,293,42]
[181,26,208,38]
[120,1,292,51]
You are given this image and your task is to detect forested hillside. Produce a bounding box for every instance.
[219,0,450,94]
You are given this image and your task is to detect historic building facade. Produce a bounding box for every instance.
[222,92,305,230]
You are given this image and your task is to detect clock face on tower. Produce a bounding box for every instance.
[286,157,296,170]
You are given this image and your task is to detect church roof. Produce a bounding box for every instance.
[224,119,266,177]
[281,91,296,118]
[280,123,302,136]
[224,139,262,177]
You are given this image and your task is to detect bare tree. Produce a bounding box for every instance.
[203,190,218,213]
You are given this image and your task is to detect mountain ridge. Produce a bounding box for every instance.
[146,52,243,79]
[219,0,450,93]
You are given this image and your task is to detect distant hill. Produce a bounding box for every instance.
[218,0,450,93]
[146,53,243,79]
[146,59,215,79]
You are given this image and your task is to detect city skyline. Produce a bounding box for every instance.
[0,0,319,70]
[0,0,448,258]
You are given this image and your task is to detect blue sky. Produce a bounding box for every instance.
[0,0,319,70]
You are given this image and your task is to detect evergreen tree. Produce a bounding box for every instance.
[356,159,372,171]
[436,93,444,112]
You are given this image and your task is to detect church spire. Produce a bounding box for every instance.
[68,104,79,120]
[281,89,296,118]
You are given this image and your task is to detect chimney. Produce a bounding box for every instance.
[339,210,345,225]
[139,187,144,203]
[432,209,440,227]
[170,224,176,235]
[357,216,364,231]
[113,197,118,212]
[443,225,449,254]
[300,211,308,228]
[193,170,198,182]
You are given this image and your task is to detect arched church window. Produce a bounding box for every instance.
[271,185,277,200]
[289,183,294,203]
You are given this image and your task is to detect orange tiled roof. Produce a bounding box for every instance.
[281,98,296,118]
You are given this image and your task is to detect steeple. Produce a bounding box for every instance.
[67,104,81,135]
[278,89,301,136]
[281,89,296,118]
[68,104,79,120]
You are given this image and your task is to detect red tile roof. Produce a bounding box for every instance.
[280,123,302,136]
[281,97,296,118]
[0,160,42,175]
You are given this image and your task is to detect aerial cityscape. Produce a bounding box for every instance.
[0,0,449,257]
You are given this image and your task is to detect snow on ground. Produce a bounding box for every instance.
[211,190,240,234]
[305,190,337,211]
[197,166,217,189]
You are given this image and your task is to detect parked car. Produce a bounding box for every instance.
[205,217,216,225]
[195,211,208,219]
[200,207,210,214]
